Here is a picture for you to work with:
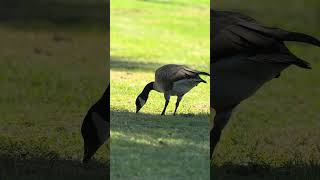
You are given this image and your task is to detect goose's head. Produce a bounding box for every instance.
[81,111,109,163]
[135,82,154,113]
[136,95,147,113]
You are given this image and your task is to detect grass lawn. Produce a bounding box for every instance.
[212,0,320,179]
[110,0,210,179]
[0,1,109,179]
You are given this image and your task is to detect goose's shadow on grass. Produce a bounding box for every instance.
[0,155,109,180]
[110,109,209,150]
[137,0,183,6]
[211,161,320,179]
[111,110,209,132]
[110,110,209,156]
[111,56,163,72]
[110,56,210,73]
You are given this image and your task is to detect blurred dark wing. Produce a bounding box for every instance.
[213,21,282,61]
[212,11,320,64]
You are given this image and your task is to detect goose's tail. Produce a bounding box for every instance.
[283,31,320,47]
[282,31,319,69]
[196,71,210,83]
[240,21,320,47]
[197,71,210,76]
[292,56,312,69]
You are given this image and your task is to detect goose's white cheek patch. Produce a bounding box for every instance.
[92,112,109,144]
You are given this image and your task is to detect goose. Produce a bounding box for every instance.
[81,86,110,163]
[210,10,320,158]
[136,64,210,115]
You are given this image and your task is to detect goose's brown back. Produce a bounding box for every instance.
[155,64,203,92]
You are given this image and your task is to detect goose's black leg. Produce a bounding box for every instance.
[161,92,170,116]
[173,95,183,116]
[210,107,234,159]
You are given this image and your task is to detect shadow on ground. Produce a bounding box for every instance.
[137,0,184,6]
[0,135,109,179]
[211,161,320,180]
[111,56,163,72]
[111,109,209,135]
[0,156,109,180]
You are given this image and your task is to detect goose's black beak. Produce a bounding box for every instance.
[136,107,140,113]
[82,153,90,164]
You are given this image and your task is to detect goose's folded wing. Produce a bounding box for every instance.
[212,21,281,61]
[212,10,257,34]
[169,66,199,82]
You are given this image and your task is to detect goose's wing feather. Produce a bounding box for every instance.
[213,20,282,61]
[172,66,197,80]
[168,65,205,83]
[156,65,198,82]
[212,10,257,35]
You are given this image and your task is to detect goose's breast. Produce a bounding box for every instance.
[171,79,200,95]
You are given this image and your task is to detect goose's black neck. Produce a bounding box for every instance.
[140,82,154,99]
[101,86,109,100]
[95,85,109,107]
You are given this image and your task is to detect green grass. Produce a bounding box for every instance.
[0,1,109,179]
[212,0,320,179]
[110,0,210,179]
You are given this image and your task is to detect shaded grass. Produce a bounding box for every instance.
[0,1,109,178]
[0,135,109,179]
[0,156,109,180]
[212,162,320,180]
[111,111,209,180]
[111,56,163,72]
[0,0,108,25]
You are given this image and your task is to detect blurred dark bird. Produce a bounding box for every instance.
[81,86,109,163]
[136,64,209,115]
[210,10,320,158]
